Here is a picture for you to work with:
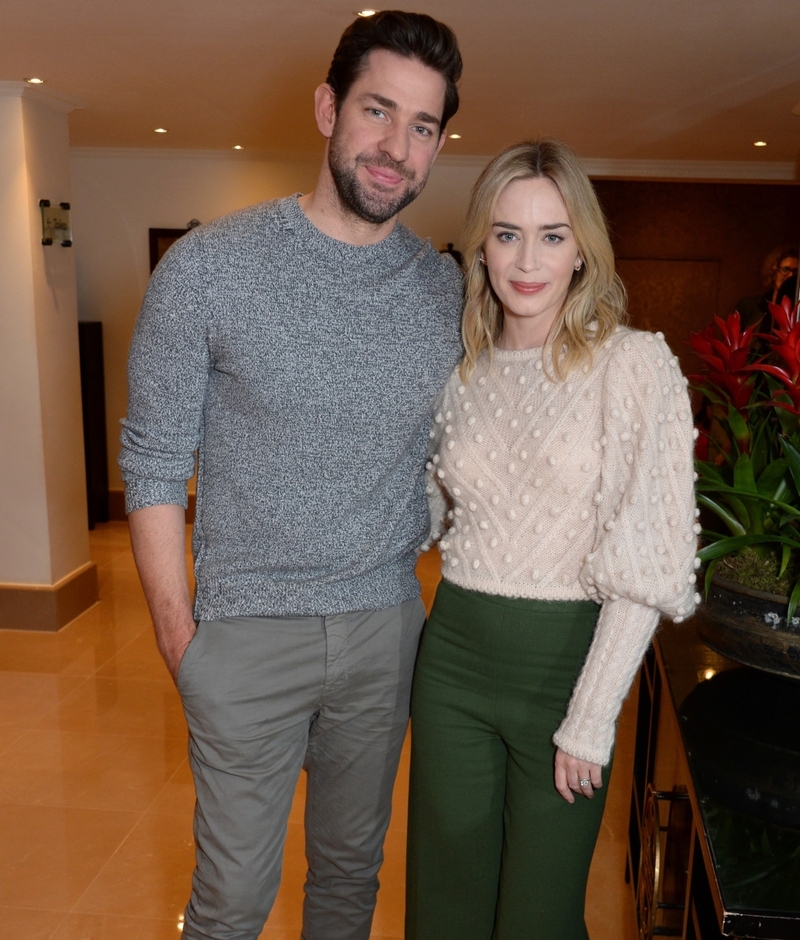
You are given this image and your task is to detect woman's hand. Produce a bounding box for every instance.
[554,747,603,803]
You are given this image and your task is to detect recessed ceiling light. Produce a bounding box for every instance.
[754,140,767,147]
[356,9,377,16]
[25,77,45,84]
[233,145,243,150]
[448,134,461,139]
[154,127,168,134]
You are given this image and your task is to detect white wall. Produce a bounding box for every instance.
[0,95,51,581]
[0,90,90,584]
[69,148,486,491]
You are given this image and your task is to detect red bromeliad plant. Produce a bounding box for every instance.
[690,297,800,619]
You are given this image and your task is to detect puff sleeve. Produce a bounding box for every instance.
[552,332,699,765]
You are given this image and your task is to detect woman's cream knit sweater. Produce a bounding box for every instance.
[425,327,700,765]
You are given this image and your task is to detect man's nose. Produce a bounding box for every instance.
[378,125,410,164]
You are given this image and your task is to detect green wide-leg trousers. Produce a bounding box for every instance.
[406,581,610,940]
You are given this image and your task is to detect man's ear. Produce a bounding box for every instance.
[433,130,447,161]
[314,83,337,139]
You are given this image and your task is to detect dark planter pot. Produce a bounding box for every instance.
[695,575,800,680]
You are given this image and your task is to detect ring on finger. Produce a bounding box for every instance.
[579,778,591,788]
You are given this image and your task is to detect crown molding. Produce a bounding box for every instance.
[580,157,797,181]
[69,146,322,163]
[67,147,798,182]
[0,81,87,113]
[436,153,797,181]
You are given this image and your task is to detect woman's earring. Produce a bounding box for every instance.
[479,253,487,265]
[574,259,583,271]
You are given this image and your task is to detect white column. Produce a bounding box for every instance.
[0,82,97,630]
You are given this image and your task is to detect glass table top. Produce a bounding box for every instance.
[656,620,800,934]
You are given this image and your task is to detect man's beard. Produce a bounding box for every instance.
[328,126,429,225]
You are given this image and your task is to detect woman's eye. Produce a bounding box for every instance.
[498,232,516,243]
[544,233,564,244]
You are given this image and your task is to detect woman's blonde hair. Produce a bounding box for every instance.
[460,139,626,381]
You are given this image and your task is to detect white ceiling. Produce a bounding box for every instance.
[3,0,800,167]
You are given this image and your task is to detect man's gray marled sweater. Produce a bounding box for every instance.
[120,196,463,620]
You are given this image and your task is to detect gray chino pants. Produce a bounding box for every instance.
[176,598,425,940]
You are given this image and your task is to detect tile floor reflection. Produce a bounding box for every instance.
[0,523,637,939]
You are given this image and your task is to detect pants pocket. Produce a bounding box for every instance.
[176,622,203,693]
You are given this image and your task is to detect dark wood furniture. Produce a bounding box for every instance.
[629,619,800,939]
[78,321,109,529]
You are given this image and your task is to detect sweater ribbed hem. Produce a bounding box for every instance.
[442,570,592,603]
[193,556,421,620]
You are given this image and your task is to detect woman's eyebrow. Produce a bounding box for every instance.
[491,221,572,231]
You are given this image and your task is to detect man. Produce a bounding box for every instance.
[119,11,463,940]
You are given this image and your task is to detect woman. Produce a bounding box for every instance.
[737,244,799,327]
[406,140,699,940]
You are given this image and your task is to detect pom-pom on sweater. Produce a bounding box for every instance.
[426,327,700,765]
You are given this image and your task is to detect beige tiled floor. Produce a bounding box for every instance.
[0,523,637,939]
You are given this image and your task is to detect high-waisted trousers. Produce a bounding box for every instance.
[406,580,608,940]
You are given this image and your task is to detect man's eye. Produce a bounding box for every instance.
[412,125,433,137]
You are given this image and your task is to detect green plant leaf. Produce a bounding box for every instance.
[697,533,800,563]
[788,580,800,624]
[695,460,727,485]
[693,383,728,407]
[782,437,800,495]
[777,408,798,438]
[696,494,746,536]
[780,543,791,577]
[733,454,758,494]
[727,405,751,452]
[704,558,719,596]
[695,483,800,520]
[757,458,790,499]
[749,418,771,478]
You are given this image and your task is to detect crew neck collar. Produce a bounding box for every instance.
[281,194,407,261]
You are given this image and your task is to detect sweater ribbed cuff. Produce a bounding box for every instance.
[553,600,661,766]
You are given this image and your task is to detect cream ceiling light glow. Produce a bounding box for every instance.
[233,145,243,150]
[448,133,461,139]
[25,77,45,84]
[754,140,767,147]
[154,127,168,133]
[356,10,377,16]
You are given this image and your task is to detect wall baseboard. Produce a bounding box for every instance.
[109,489,196,524]
[0,562,99,632]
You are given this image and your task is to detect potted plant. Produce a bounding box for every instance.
[690,296,800,678]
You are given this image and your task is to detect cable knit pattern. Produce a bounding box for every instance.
[426,327,699,764]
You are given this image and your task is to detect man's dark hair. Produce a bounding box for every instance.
[326,11,462,132]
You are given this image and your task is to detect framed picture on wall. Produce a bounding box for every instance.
[148,227,191,272]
